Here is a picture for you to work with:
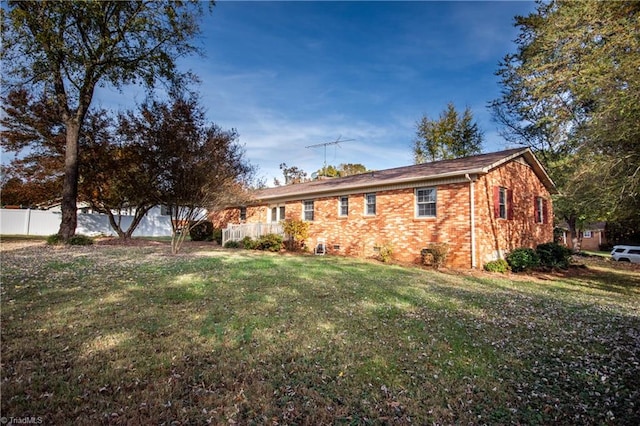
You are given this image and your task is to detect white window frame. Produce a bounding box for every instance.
[339,196,349,217]
[536,197,544,224]
[268,204,285,223]
[365,193,376,216]
[303,200,314,221]
[583,230,593,238]
[498,187,507,219]
[415,187,437,218]
[239,206,247,221]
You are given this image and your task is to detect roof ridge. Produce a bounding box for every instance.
[266,147,528,189]
[245,146,557,204]
[377,147,527,172]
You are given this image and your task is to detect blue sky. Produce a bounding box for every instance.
[98,1,535,185]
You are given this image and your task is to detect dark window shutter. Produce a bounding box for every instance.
[542,199,548,224]
[534,197,539,222]
[493,186,500,218]
[507,189,513,220]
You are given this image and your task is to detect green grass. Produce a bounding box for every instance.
[580,250,611,258]
[1,243,639,424]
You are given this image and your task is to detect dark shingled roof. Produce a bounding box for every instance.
[252,148,557,202]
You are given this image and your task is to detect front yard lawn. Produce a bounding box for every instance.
[1,241,639,424]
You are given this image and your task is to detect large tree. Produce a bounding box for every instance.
[491,1,640,242]
[79,110,159,239]
[1,88,160,238]
[1,1,209,240]
[125,95,254,253]
[413,103,483,164]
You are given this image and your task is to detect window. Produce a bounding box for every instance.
[494,186,512,219]
[416,187,436,217]
[535,197,546,224]
[499,188,507,219]
[365,193,376,215]
[339,196,349,216]
[269,205,285,222]
[303,200,314,221]
[583,230,593,238]
[239,207,247,221]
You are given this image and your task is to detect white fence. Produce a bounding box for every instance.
[0,209,172,237]
[222,223,284,246]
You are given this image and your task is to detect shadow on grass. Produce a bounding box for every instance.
[2,247,639,424]
[562,267,640,296]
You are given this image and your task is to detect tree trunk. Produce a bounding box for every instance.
[58,120,81,240]
[566,215,580,252]
[105,209,127,239]
[124,206,153,239]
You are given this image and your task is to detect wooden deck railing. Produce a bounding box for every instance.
[221,222,284,246]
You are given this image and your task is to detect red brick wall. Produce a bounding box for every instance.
[210,209,239,228]
[474,159,554,264]
[562,230,605,251]
[279,184,473,267]
[579,232,603,251]
[210,205,265,228]
[211,158,554,269]
[212,184,473,267]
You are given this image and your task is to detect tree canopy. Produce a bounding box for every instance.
[491,0,640,242]
[413,103,483,164]
[1,89,66,206]
[79,109,160,239]
[124,95,254,253]
[276,163,308,186]
[273,162,370,186]
[314,163,369,178]
[1,88,253,244]
[1,0,209,239]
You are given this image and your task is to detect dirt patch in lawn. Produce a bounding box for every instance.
[0,239,46,252]
[94,237,169,247]
[0,237,221,259]
[95,237,220,252]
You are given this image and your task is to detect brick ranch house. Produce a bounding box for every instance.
[557,222,608,251]
[210,148,557,268]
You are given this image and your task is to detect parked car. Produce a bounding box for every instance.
[610,245,640,263]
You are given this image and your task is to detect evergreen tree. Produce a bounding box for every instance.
[413,103,483,164]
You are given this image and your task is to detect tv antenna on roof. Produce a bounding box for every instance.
[305,135,355,173]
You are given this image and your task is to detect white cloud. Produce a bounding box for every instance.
[88,1,534,186]
[230,109,412,185]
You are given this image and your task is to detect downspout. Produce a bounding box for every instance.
[465,174,477,268]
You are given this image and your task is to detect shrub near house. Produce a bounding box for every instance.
[506,248,540,272]
[211,148,557,268]
[503,242,573,272]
